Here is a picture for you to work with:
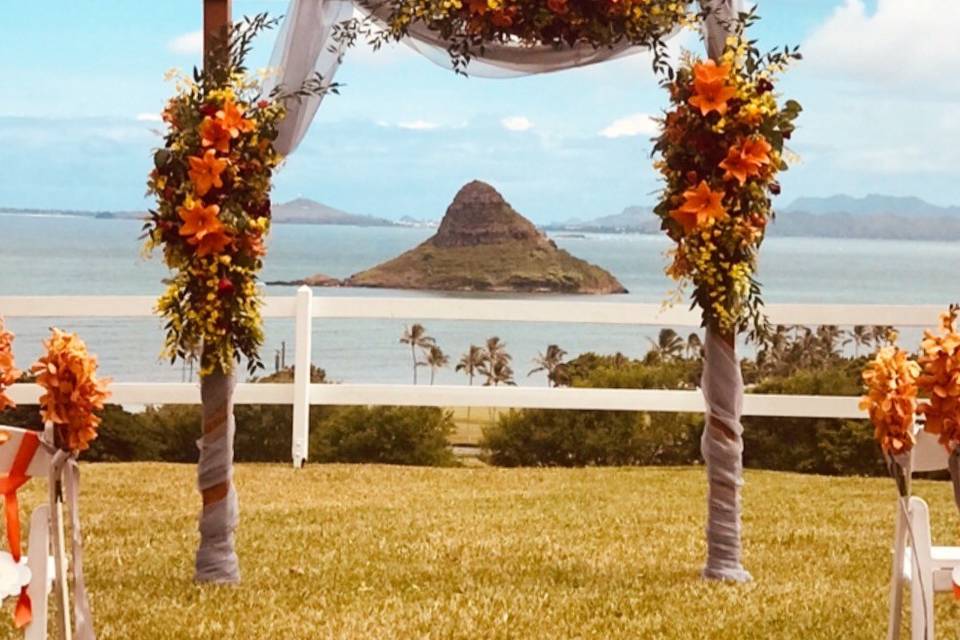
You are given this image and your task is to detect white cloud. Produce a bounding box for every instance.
[135,113,162,123]
[500,116,534,132]
[397,120,440,130]
[804,0,960,91]
[168,31,203,56]
[598,113,658,139]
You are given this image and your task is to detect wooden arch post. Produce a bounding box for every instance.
[195,0,241,585]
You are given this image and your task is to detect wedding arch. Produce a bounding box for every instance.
[177,0,796,584]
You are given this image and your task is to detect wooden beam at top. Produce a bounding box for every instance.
[203,0,232,69]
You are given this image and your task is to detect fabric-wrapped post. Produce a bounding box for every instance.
[697,0,751,582]
[195,367,240,583]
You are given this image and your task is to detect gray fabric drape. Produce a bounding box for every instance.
[700,327,751,582]
[195,369,240,583]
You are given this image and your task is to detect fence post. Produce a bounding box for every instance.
[291,285,313,468]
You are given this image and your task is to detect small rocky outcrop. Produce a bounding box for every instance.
[266,273,342,287]
[344,181,626,294]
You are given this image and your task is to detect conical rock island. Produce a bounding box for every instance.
[346,181,626,294]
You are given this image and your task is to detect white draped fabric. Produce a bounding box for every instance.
[266,0,747,581]
[267,0,708,154]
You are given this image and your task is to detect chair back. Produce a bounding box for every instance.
[911,431,949,474]
[0,426,51,479]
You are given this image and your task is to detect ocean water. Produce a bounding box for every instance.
[1,213,957,384]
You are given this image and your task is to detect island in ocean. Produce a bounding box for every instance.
[280,181,626,294]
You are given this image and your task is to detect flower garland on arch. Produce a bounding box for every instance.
[653,14,801,339]
[338,0,697,73]
[144,17,295,376]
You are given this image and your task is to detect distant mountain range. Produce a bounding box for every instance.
[0,198,436,229]
[4,194,958,240]
[544,194,960,240]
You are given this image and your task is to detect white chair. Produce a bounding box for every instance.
[888,430,960,640]
[0,426,57,640]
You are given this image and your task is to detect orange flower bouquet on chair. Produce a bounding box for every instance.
[0,322,109,635]
[33,329,110,452]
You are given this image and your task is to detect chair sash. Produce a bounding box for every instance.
[0,430,40,628]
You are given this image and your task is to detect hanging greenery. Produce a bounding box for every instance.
[652,10,801,340]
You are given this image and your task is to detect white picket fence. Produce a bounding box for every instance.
[0,289,942,467]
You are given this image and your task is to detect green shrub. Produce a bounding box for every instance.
[483,408,701,467]
[311,406,456,466]
[482,358,702,467]
[742,365,884,476]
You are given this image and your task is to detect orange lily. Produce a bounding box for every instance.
[188,149,228,197]
[688,60,736,116]
[200,117,231,154]
[192,231,233,257]
[720,137,772,185]
[217,98,255,139]
[670,181,727,234]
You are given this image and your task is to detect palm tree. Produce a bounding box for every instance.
[870,325,897,348]
[685,333,703,360]
[816,325,843,359]
[647,328,684,362]
[423,344,449,385]
[456,344,485,419]
[528,344,568,387]
[479,336,512,386]
[844,325,871,357]
[456,345,485,386]
[486,358,516,386]
[399,323,435,385]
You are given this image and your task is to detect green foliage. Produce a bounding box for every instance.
[483,353,887,476]
[484,409,700,468]
[311,406,456,466]
[482,358,703,467]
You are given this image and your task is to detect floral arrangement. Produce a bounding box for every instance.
[860,345,920,457]
[33,329,111,452]
[144,16,292,376]
[0,318,20,413]
[917,305,960,449]
[652,13,801,338]
[337,0,695,73]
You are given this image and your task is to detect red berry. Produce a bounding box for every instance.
[218,277,234,295]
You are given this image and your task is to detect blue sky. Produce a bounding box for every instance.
[1,0,957,222]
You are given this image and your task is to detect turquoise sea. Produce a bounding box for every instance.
[1,214,957,384]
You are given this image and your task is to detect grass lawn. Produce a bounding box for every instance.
[449,406,502,445]
[3,464,960,639]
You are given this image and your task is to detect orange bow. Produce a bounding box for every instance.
[0,430,40,628]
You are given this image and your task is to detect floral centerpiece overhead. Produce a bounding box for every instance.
[337,0,697,73]
[653,10,801,340]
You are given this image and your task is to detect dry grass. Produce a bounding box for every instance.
[449,406,502,445]
[3,464,960,639]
